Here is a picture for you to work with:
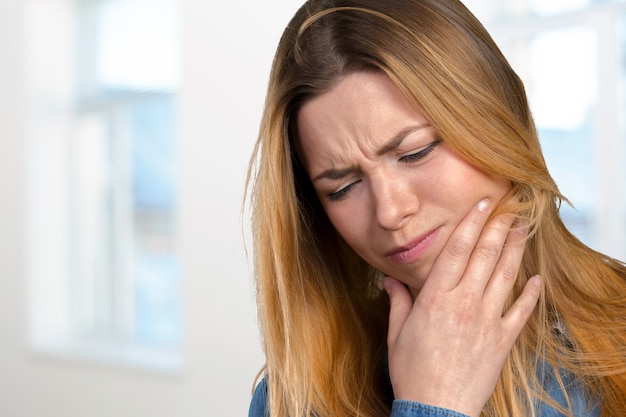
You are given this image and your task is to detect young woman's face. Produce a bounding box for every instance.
[296,71,510,294]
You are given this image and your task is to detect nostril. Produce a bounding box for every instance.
[375,194,418,231]
[371,171,419,230]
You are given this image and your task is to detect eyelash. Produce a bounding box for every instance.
[399,139,441,163]
[327,139,441,202]
[328,180,360,201]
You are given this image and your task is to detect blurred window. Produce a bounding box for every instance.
[26,0,182,371]
[466,0,626,259]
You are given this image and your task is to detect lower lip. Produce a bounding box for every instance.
[388,229,440,264]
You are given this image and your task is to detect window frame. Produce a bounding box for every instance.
[483,0,626,260]
[25,0,183,373]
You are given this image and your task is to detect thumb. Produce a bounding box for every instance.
[383,276,413,346]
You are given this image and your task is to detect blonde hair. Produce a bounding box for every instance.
[246,0,626,416]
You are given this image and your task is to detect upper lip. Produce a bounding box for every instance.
[386,228,437,257]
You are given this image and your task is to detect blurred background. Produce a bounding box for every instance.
[0,0,624,416]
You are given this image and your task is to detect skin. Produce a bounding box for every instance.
[296,71,541,417]
[297,71,511,295]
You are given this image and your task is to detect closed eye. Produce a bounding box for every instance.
[328,180,361,201]
[399,139,441,163]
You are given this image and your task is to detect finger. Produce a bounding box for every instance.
[384,276,413,346]
[501,275,541,344]
[458,212,517,296]
[424,198,492,292]
[482,222,527,315]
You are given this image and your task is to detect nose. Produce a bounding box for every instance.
[371,170,419,230]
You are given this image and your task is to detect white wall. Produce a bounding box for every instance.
[0,0,301,416]
[5,0,624,415]
[177,0,301,415]
[0,0,29,414]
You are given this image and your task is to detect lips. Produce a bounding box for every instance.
[386,228,440,264]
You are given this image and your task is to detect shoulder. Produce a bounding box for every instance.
[248,376,471,417]
[537,362,601,417]
[248,377,269,417]
[247,365,601,417]
[391,400,470,417]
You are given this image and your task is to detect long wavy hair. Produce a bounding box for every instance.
[246,0,626,416]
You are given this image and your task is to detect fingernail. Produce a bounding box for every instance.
[532,275,541,287]
[382,277,394,295]
[477,198,491,212]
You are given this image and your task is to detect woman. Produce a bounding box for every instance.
[246,0,626,416]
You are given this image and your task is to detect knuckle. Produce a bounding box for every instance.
[473,244,501,263]
[444,238,473,262]
[499,263,518,282]
[487,211,515,230]
[494,212,516,227]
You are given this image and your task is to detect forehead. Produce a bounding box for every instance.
[295,71,429,149]
[294,71,436,181]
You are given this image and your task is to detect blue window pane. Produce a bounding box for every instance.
[527,27,597,246]
[128,96,180,347]
[73,0,182,352]
[134,252,182,346]
[539,124,594,244]
[130,97,177,209]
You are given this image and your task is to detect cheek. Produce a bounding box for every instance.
[323,205,371,253]
[326,209,361,242]
[435,154,510,205]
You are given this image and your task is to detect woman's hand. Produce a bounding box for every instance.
[384,198,541,417]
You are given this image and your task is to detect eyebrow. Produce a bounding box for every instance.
[375,123,431,156]
[312,123,431,182]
